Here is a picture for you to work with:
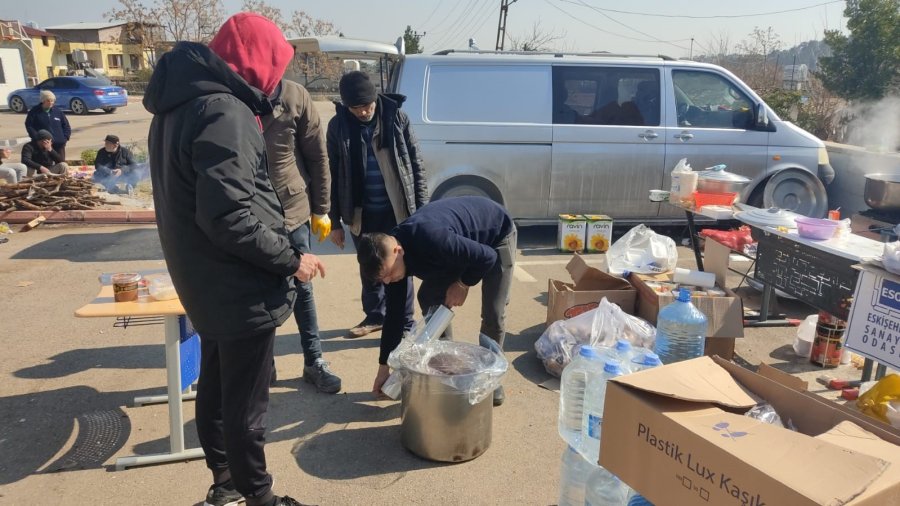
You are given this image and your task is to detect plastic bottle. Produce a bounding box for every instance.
[558,445,596,506]
[627,493,655,505]
[580,359,623,463]
[559,345,603,449]
[585,465,630,506]
[602,339,634,364]
[654,289,708,365]
[629,349,663,373]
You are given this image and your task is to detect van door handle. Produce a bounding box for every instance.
[674,131,694,141]
[638,130,658,140]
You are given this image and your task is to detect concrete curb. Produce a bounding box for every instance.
[0,209,156,224]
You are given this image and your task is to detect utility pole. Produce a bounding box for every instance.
[690,38,694,60]
[495,0,517,51]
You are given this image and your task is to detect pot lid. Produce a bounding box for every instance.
[736,207,799,228]
[698,164,751,183]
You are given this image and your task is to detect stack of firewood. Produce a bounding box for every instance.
[0,175,108,211]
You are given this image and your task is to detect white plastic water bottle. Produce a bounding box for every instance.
[629,349,663,373]
[580,359,623,463]
[627,493,655,505]
[559,345,603,449]
[558,445,596,506]
[654,288,708,365]
[585,465,630,506]
[602,339,634,364]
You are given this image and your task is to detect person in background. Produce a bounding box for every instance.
[25,90,71,160]
[0,147,28,184]
[327,70,429,339]
[93,134,140,194]
[261,78,341,394]
[21,130,68,176]
[143,12,320,506]
[357,196,516,406]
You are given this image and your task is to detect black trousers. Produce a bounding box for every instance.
[416,227,517,348]
[196,329,276,505]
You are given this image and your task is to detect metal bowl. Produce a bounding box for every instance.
[864,173,900,211]
[696,167,751,194]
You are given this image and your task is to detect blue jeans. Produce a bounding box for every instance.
[288,223,322,366]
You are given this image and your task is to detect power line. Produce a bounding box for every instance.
[569,0,688,49]
[565,0,843,20]
[430,0,484,50]
[543,0,690,50]
[427,0,468,35]
[448,0,496,48]
[419,1,445,30]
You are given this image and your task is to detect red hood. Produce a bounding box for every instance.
[208,13,293,96]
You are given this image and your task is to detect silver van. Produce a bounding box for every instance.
[294,37,834,221]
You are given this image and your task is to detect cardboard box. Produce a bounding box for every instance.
[601,356,900,506]
[558,214,586,252]
[547,253,636,324]
[584,214,613,253]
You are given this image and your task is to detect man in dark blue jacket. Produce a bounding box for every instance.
[25,90,71,160]
[357,196,516,406]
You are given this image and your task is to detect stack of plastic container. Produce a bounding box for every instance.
[558,344,660,505]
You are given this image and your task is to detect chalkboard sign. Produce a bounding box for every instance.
[753,231,858,319]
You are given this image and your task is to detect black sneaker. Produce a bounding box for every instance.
[493,386,506,407]
[347,318,383,338]
[203,480,243,506]
[303,358,342,394]
[274,496,316,506]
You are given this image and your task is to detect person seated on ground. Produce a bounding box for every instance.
[21,130,68,177]
[93,134,139,194]
[0,147,28,184]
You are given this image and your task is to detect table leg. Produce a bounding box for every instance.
[875,363,888,380]
[685,210,704,271]
[115,315,204,470]
[861,358,874,382]
[759,283,773,323]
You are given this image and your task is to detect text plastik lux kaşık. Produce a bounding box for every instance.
[637,422,767,506]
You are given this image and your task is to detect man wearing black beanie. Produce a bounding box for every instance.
[326,71,429,347]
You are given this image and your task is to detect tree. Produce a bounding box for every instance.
[507,21,565,52]
[109,0,225,45]
[240,0,290,34]
[403,25,424,54]
[818,0,900,100]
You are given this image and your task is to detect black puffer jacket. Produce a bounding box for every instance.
[326,94,429,227]
[143,41,299,340]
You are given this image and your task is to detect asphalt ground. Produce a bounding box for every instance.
[0,221,864,505]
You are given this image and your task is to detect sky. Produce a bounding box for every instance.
[6,0,848,58]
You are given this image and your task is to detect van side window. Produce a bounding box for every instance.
[552,67,660,126]
[672,70,754,129]
[425,65,550,123]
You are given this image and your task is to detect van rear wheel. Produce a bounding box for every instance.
[763,169,827,218]
[434,180,500,203]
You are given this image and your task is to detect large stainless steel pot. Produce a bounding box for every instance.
[864,173,900,211]
[696,166,751,194]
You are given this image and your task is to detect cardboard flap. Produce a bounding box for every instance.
[680,411,888,505]
[613,356,758,408]
[566,253,632,291]
[817,422,900,503]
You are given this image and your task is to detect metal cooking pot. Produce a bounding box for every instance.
[697,165,751,194]
[865,173,900,211]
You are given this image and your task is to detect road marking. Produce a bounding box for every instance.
[514,265,537,282]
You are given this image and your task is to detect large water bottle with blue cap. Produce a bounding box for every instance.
[629,349,663,373]
[579,359,623,463]
[558,444,597,506]
[558,345,603,448]
[654,288,708,364]
[602,339,635,365]
[585,465,630,505]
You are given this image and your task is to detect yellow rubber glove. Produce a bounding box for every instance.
[311,214,332,243]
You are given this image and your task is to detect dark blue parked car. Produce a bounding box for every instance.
[7,76,128,115]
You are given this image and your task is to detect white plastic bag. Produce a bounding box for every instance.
[607,224,678,275]
[535,298,656,377]
[792,314,817,358]
[884,241,900,275]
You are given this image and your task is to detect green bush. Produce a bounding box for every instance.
[80,149,97,166]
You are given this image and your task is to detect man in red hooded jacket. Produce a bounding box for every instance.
[144,13,319,506]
